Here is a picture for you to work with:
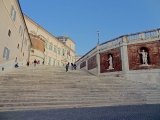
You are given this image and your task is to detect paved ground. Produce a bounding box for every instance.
[0,104,160,120]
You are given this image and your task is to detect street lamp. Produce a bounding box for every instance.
[97,30,100,45]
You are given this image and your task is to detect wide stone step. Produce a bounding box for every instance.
[0,100,147,111]
[0,101,147,112]
[0,65,160,111]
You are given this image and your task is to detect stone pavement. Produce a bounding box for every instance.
[0,104,160,120]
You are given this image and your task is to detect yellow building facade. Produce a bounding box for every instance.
[0,0,31,72]
[24,15,76,66]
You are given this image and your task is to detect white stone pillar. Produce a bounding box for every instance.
[157,29,160,38]
[96,45,100,76]
[120,36,129,73]
[86,59,88,70]
[139,32,145,39]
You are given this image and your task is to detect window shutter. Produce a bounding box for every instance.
[19,26,21,34]
[6,49,10,60]
[21,28,23,36]
[13,10,16,21]
[11,6,14,19]
[3,47,6,58]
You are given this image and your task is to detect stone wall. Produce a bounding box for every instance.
[80,61,86,69]
[88,55,97,70]
[127,40,160,70]
[100,47,122,73]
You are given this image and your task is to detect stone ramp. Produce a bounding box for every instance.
[0,65,160,111]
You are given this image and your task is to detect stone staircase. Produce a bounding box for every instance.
[0,65,160,111]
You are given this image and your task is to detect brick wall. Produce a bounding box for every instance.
[88,55,97,70]
[100,47,122,73]
[127,40,160,70]
[80,61,86,69]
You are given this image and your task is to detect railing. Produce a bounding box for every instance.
[76,28,160,65]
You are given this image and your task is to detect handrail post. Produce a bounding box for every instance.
[120,36,129,74]
[96,45,100,76]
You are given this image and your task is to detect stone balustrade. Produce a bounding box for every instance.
[76,28,160,66]
[75,28,160,84]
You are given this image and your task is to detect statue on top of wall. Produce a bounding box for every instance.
[107,55,114,70]
[138,49,148,65]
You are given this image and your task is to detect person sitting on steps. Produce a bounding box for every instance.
[15,63,19,68]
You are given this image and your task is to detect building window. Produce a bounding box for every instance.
[58,49,60,55]
[49,57,51,65]
[54,47,57,53]
[23,53,24,56]
[8,29,11,37]
[11,6,16,21]
[3,47,10,60]
[45,42,47,48]
[24,38,27,46]
[49,45,52,51]
[19,26,23,36]
[62,49,65,56]
[17,44,19,49]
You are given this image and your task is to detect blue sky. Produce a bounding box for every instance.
[19,0,160,55]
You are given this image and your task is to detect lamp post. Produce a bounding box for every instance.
[97,30,100,45]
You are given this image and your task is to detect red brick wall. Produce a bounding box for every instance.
[127,40,160,70]
[80,61,86,69]
[88,55,97,70]
[100,47,122,73]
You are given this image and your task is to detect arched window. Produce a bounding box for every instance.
[17,44,19,49]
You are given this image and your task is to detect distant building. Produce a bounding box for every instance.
[0,0,31,72]
[75,55,83,62]
[24,15,76,66]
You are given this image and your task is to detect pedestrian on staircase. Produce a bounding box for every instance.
[71,63,74,70]
[34,59,37,67]
[74,63,77,70]
[26,61,30,66]
[65,63,69,72]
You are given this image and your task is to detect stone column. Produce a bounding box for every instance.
[157,29,160,38]
[86,57,88,70]
[96,45,100,76]
[120,36,129,73]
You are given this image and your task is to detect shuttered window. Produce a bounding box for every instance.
[19,26,23,36]
[45,42,47,48]
[11,6,16,21]
[3,47,10,60]
[24,38,27,46]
